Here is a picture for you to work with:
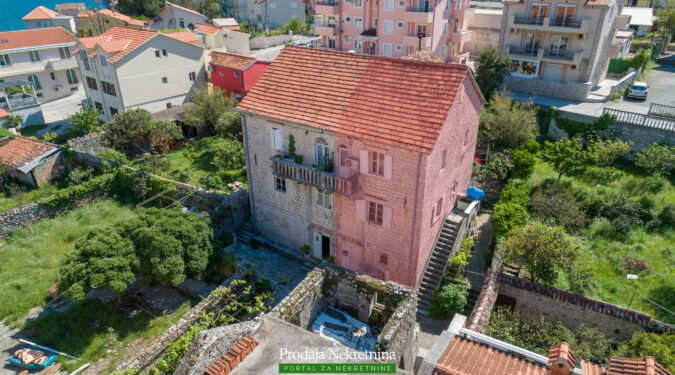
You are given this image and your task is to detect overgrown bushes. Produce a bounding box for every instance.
[428,281,468,319]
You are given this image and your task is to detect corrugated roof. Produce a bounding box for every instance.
[236,45,470,153]
[0,136,59,171]
[0,28,77,52]
[22,6,63,20]
[210,51,258,70]
[78,26,157,62]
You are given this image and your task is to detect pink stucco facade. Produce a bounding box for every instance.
[314,0,474,62]
[334,76,481,288]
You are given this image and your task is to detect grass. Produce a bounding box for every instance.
[527,160,675,323]
[128,136,247,191]
[0,182,60,212]
[19,124,48,138]
[0,200,137,323]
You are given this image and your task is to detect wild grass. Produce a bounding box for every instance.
[0,182,60,213]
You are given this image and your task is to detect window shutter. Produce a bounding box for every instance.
[356,200,366,221]
[360,150,368,174]
[383,206,392,228]
[384,155,392,179]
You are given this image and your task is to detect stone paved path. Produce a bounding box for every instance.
[466,213,493,291]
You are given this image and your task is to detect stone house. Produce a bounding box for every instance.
[236,45,482,288]
[0,136,65,187]
[148,1,209,31]
[77,9,146,37]
[22,6,77,33]
[194,23,251,53]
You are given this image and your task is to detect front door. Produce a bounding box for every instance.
[322,235,330,259]
[313,232,331,259]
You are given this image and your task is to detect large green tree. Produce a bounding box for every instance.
[635,143,675,177]
[101,108,181,154]
[479,92,539,151]
[184,86,240,136]
[117,0,164,18]
[474,46,512,100]
[69,104,102,133]
[543,138,591,182]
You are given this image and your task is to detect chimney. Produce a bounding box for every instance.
[549,342,577,375]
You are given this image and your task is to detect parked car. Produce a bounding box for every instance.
[625,82,649,99]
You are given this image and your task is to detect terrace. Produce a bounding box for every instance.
[0,80,40,111]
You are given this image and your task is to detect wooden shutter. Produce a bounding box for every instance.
[356,200,366,221]
[383,206,392,228]
[360,150,368,174]
[384,155,392,179]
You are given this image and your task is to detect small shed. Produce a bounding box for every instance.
[621,7,654,37]
[0,136,65,187]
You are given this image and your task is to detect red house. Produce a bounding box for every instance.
[209,52,271,101]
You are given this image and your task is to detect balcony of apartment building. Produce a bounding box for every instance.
[453,8,475,20]
[0,80,40,111]
[315,22,339,36]
[271,155,336,192]
[507,44,544,59]
[315,0,339,15]
[508,14,590,34]
[541,48,583,66]
[1,57,78,77]
[403,31,432,49]
[447,52,470,64]
[405,1,434,23]
[448,28,472,44]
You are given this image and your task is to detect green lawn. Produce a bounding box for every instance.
[128,136,247,191]
[527,160,675,323]
[0,200,137,323]
[0,182,60,213]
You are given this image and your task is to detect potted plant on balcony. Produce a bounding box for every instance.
[323,158,334,173]
[294,154,303,164]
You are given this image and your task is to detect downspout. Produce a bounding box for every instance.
[240,69,245,98]
[241,114,257,234]
[408,151,423,287]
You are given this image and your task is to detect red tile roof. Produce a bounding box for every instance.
[22,6,64,20]
[0,28,77,52]
[97,9,146,26]
[609,357,672,375]
[0,110,9,118]
[403,49,445,63]
[195,23,220,34]
[210,51,258,70]
[167,31,199,44]
[0,136,59,170]
[79,26,157,62]
[236,45,470,153]
[582,361,610,375]
[434,336,548,375]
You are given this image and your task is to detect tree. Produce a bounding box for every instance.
[69,104,101,133]
[211,138,246,171]
[615,332,674,373]
[6,114,23,128]
[147,120,182,153]
[635,143,675,177]
[117,0,164,18]
[215,109,242,137]
[481,151,513,186]
[530,184,586,229]
[589,139,632,166]
[492,201,528,237]
[474,46,512,100]
[479,92,539,151]
[543,138,590,182]
[184,86,240,135]
[101,108,181,155]
[283,17,304,34]
[498,223,577,284]
[428,282,468,319]
[58,224,137,301]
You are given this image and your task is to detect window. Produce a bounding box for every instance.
[444,20,448,34]
[441,150,446,169]
[162,49,167,56]
[291,1,298,7]
[368,201,384,225]
[354,17,363,30]
[345,16,351,22]
[396,21,404,29]
[529,3,549,23]
[189,72,196,81]
[94,101,103,111]
[271,127,282,150]
[275,177,286,192]
[416,24,428,36]
[29,50,40,62]
[328,36,336,48]
[0,54,10,66]
[549,35,569,57]
[382,43,392,56]
[166,102,172,109]
[374,18,378,27]
[510,59,539,77]
[234,71,239,78]
[436,198,443,217]
[58,47,71,59]
[395,44,403,52]
[524,33,542,54]
[219,71,224,77]
[101,81,116,96]
[162,77,168,83]
[354,39,362,49]
[66,69,78,84]
[384,0,394,10]
[464,128,469,146]
[86,77,98,90]
[344,36,351,44]
[79,51,90,71]
[383,20,393,34]
[110,107,118,116]
[369,151,385,176]
[317,189,332,208]
[446,0,450,10]
[99,55,109,76]
[28,74,41,90]
[50,72,56,80]
[380,253,388,265]
[354,0,363,7]
[155,50,161,58]
[316,139,330,169]
[554,4,575,26]
[270,1,277,7]
[442,45,447,58]
[398,0,405,7]
[179,18,185,28]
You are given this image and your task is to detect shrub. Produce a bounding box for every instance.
[428,282,468,320]
[622,256,650,275]
[644,176,668,193]
[97,150,129,165]
[492,201,528,237]
[566,262,596,295]
[481,152,513,186]
[608,58,628,74]
[499,179,529,207]
[68,166,95,185]
[530,184,586,229]
[512,146,537,179]
[636,143,675,177]
[202,175,223,190]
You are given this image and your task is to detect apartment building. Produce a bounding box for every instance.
[464,2,502,55]
[313,0,474,62]
[0,28,81,107]
[74,26,206,122]
[77,9,146,37]
[236,46,482,288]
[499,0,631,100]
[22,6,77,33]
[225,0,306,30]
[148,1,209,31]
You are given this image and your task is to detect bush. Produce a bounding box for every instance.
[499,179,529,207]
[608,58,628,74]
[566,262,596,295]
[207,250,236,280]
[481,152,513,186]
[530,184,586,229]
[512,146,537,179]
[492,201,528,237]
[68,166,95,185]
[428,282,468,320]
[615,332,675,373]
[97,150,129,165]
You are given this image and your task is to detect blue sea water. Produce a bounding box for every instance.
[0,0,102,32]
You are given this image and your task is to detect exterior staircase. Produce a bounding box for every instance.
[417,214,464,317]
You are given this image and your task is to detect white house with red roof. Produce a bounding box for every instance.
[77,9,146,37]
[0,28,81,108]
[74,26,206,121]
[22,6,77,33]
[149,2,209,31]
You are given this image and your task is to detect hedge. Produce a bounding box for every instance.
[608,58,628,74]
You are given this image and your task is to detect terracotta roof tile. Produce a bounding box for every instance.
[22,6,64,20]
[0,136,58,170]
[210,51,258,70]
[403,48,445,63]
[166,31,199,44]
[582,360,610,375]
[78,26,157,62]
[236,45,470,153]
[0,28,77,52]
[0,109,9,118]
[609,357,672,375]
[195,23,220,34]
[97,9,146,26]
[434,336,548,375]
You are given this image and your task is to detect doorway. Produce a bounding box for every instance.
[313,231,331,259]
[322,235,330,259]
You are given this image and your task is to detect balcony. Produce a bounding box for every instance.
[315,0,339,15]
[358,28,378,39]
[336,173,361,198]
[272,157,335,192]
[315,24,338,36]
[403,34,431,49]
[508,15,589,33]
[541,49,583,65]
[453,8,474,20]
[448,30,472,44]
[404,7,434,23]
[447,52,470,64]
[507,45,543,58]
[47,58,78,71]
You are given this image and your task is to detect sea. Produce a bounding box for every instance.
[0,0,102,31]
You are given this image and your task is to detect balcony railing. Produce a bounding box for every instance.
[546,50,574,60]
[513,15,582,29]
[272,157,335,192]
[315,23,337,27]
[316,0,338,5]
[551,17,582,28]
[336,173,361,198]
[510,46,539,56]
[514,16,545,25]
[406,6,431,12]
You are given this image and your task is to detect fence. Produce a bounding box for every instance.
[602,108,675,132]
[648,103,675,118]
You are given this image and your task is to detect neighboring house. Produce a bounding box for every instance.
[621,7,653,37]
[74,26,206,122]
[236,46,482,288]
[55,2,87,25]
[464,2,503,56]
[22,6,77,33]
[149,1,209,31]
[209,52,271,99]
[313,0,474,62]
[623,0,666,8]
[0,136,65,187]
[77,9,146,37]
[195,23,252,53]
[225,0,305,30]
[0,110,9,128]
[0,28,81,106]
[614,29,634,57]
[211,18,241,30]
[499,0,631,100]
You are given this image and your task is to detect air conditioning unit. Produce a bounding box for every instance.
[571,65,578,70]
[345,157,359,170]
[510,28,518,34]
[579,33,588,40]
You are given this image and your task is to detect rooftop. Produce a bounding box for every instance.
[195,23,220,35]
[402,49,445,63]
[502,0,613,7]
[210,51,261,70]
[212,18,240,28]
[55,3,86,11]
[621,7,654,26]
[0,136,61,173]
[96,9,146,27]
[236,45,473,153]
[150,1,207,25]
[166,31,199,44]
[0,28,77,52]
[0,109,8,118]
[22,6,65,20]
[78,26,158,62]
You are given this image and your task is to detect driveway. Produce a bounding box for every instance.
[40,88,86,125]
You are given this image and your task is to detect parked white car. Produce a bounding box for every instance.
[626,82,649,99]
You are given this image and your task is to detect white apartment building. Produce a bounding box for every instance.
[75,26,206,122]
[23,6,77,33]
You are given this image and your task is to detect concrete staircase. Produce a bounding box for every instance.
[462,288,481,316]
[236,221,318,272]
[417,215,463,317]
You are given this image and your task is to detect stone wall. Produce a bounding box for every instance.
[250,34,293,49]
[464,252,502,333]
[608,70,639,99]
[504,76,592,101]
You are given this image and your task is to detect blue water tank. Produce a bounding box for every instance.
[466,186,484,201]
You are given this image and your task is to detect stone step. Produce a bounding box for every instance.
[417,307,429,317]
